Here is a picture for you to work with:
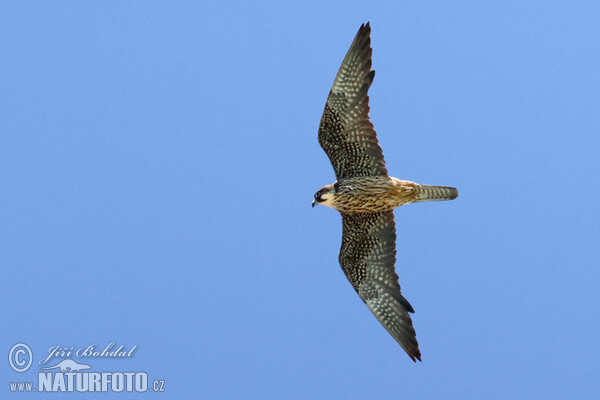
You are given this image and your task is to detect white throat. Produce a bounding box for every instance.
[319,191,335,208]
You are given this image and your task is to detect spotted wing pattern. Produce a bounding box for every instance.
[339,211,421,361]
[318,23,388,180]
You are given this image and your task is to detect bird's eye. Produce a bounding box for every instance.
[315,191,321,198]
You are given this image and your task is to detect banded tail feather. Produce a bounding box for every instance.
[414,185,459,202]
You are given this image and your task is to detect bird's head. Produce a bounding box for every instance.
[312,184,335,208]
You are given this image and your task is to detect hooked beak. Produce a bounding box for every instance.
[312,199,317,208]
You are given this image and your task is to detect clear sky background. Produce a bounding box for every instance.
[2,1,599,399]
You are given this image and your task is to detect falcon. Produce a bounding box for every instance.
[312,22,458,362]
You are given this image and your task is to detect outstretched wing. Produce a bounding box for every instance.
[318,22,388,180]
[339,211,421,362]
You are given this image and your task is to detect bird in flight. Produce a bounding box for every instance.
[313,22,458,362]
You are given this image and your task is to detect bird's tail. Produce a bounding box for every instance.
[414,185,459,202]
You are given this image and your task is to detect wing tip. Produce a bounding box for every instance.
[403,340,422,363]
[354,22,372,55]
[409,351,423,363]
[404,341,422,362]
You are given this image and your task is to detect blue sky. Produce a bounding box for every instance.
[2,1,599,399]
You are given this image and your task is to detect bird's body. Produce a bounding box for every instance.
[313,22,458,362]
[316,176,458,214]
